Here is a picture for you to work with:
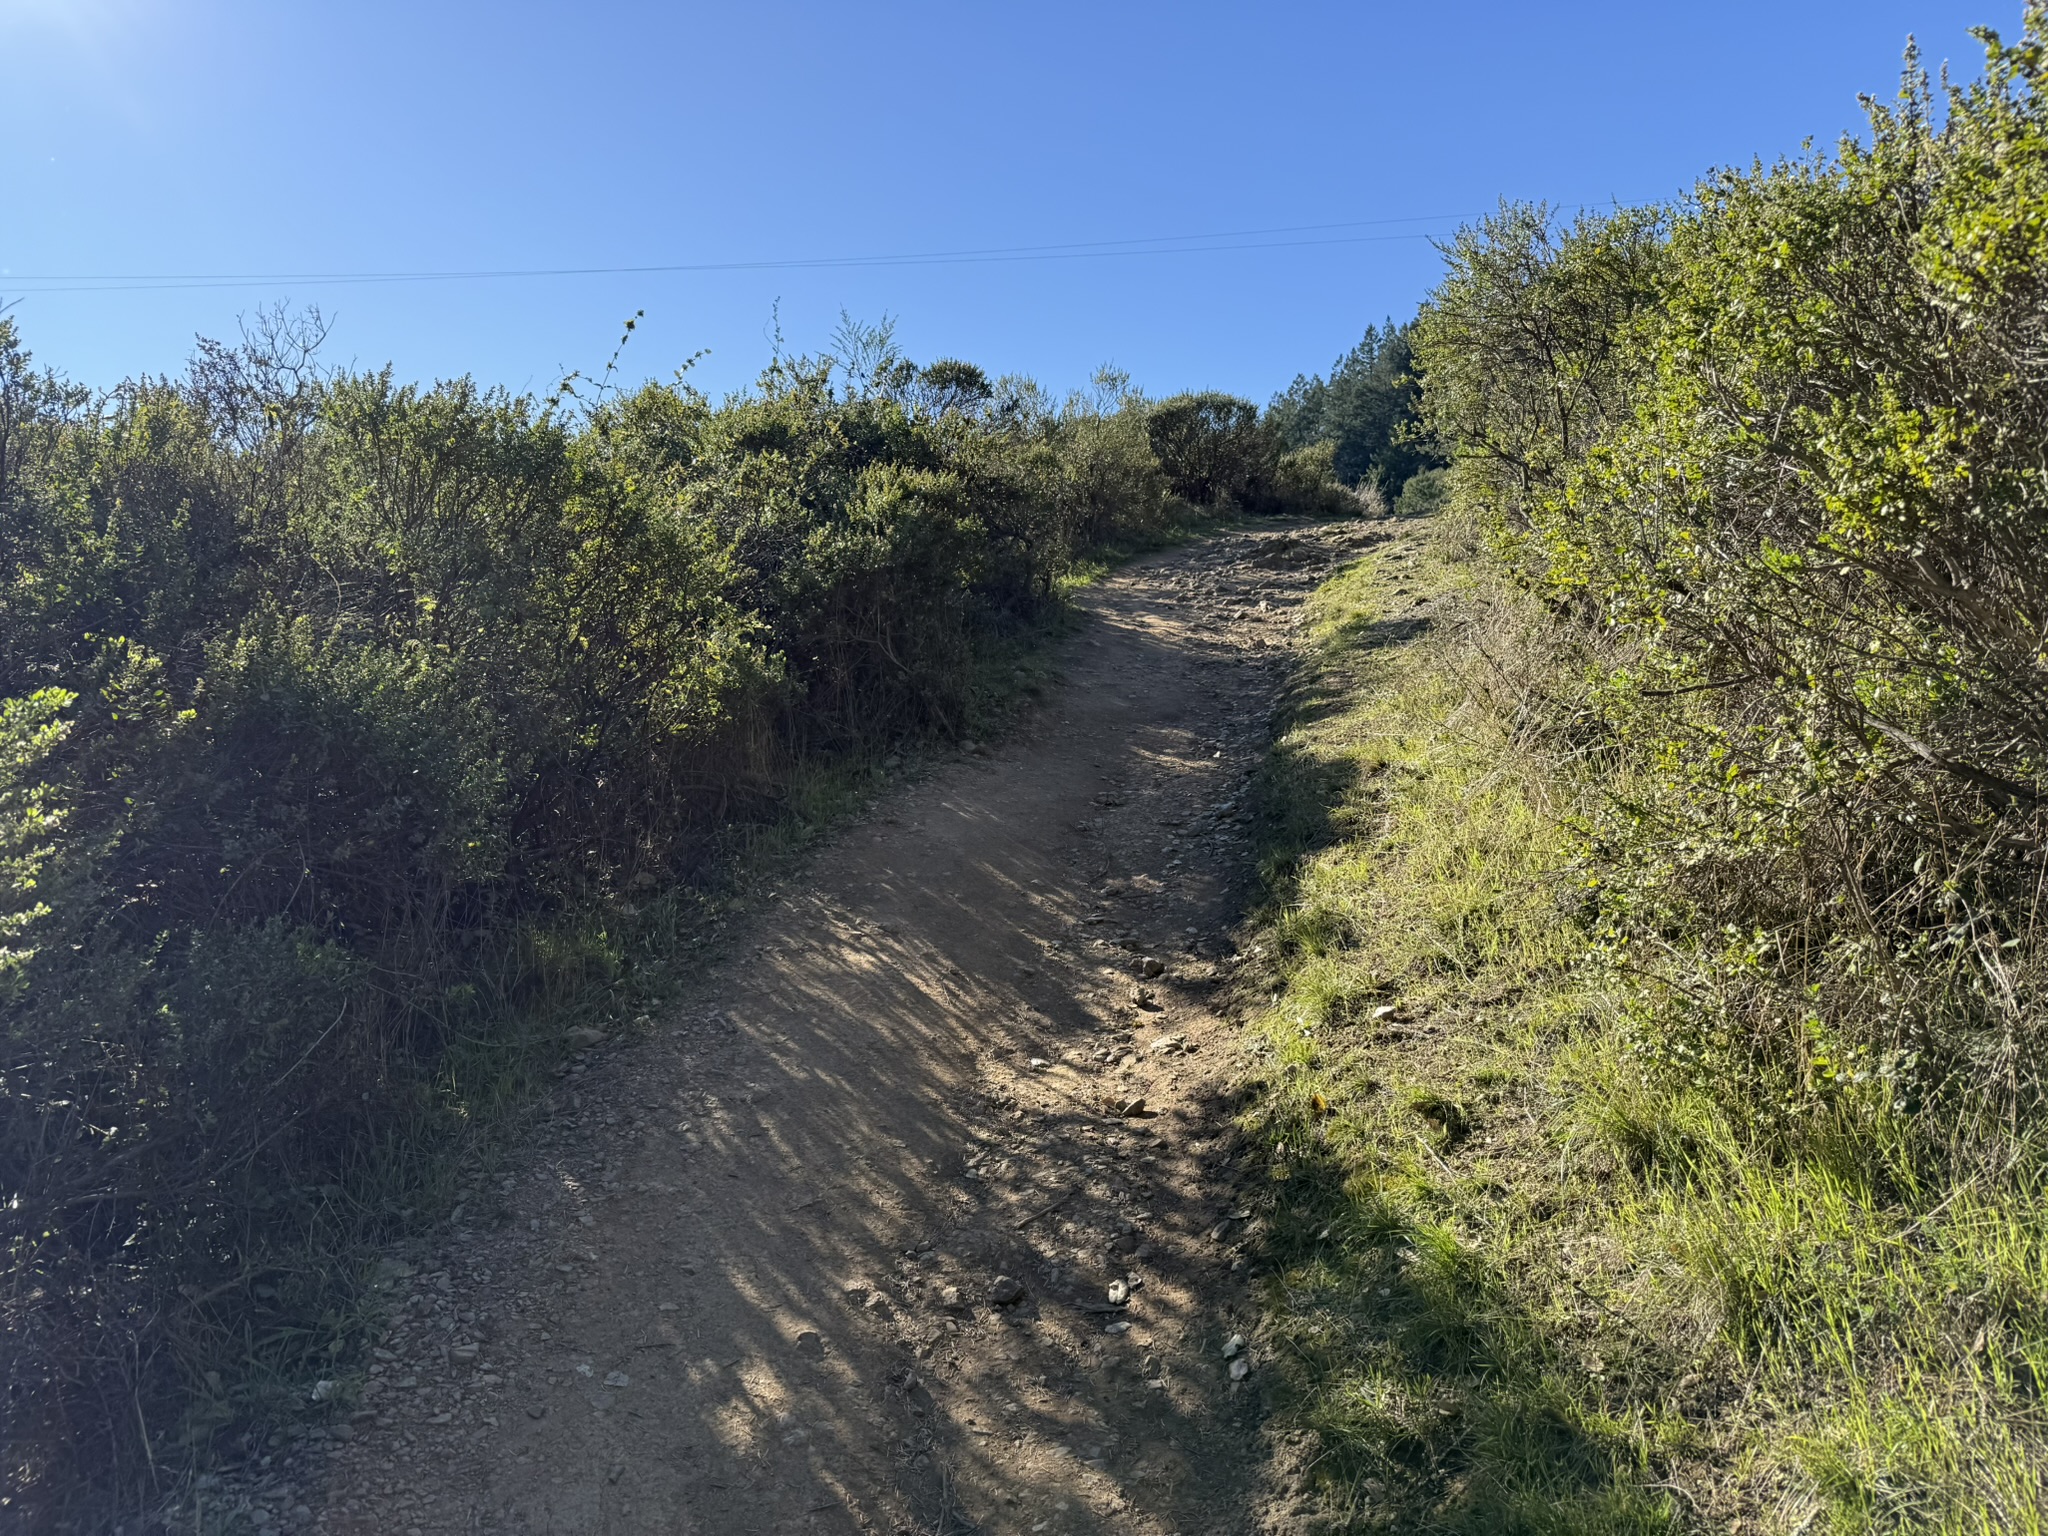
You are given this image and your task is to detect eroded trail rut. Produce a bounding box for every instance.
[306,524,1377,1536]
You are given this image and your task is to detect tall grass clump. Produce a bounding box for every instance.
[0,307,1345,1523]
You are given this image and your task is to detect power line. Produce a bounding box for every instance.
[1,213,1481,295]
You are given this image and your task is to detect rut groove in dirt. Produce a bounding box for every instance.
[273,522,1381,1535]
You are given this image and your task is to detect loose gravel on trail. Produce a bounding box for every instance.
[255,521,1383,1535]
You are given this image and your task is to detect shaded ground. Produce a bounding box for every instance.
[257,522,1383,1535]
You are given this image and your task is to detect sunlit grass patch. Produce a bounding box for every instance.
[1236,519,2048,1532]
[1238,523,1686,1531]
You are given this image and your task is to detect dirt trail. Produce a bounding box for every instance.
[292,523,1378,1535]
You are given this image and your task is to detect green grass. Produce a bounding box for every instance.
[1235,517,2048,1533]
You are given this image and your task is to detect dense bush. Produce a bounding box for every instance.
[0,313,1342,1518]
[1403,12,2048,1522]
[1418,14,2048,1134]
[1140,389,1361,519]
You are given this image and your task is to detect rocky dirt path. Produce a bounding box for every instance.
[282,522,1380,1536]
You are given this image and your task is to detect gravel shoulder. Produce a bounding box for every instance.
[278,522,1382,1535]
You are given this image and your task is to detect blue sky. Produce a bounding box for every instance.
[0,0,2013,404]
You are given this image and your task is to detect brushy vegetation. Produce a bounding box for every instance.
[0,305,1343,1522]
[1243,13,2048,1533]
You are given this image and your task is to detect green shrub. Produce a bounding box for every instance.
[1142,389,1362,518]
[1393,466,1448,519]
[1049,404,1175,550]
[1275,440,1370,518]
[1146,390,1278,509]
[1389,12,2048,1526]
[1414,11,2048,1141]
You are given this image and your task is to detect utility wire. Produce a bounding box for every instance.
[2,212,1485,295]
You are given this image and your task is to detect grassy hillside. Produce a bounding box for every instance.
[1244,518,2045,1532]
[1242,14,2048,1532]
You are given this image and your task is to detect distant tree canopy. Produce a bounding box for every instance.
[1268,320,1438,493]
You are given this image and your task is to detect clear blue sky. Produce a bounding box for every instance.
[0,0,2013,404]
